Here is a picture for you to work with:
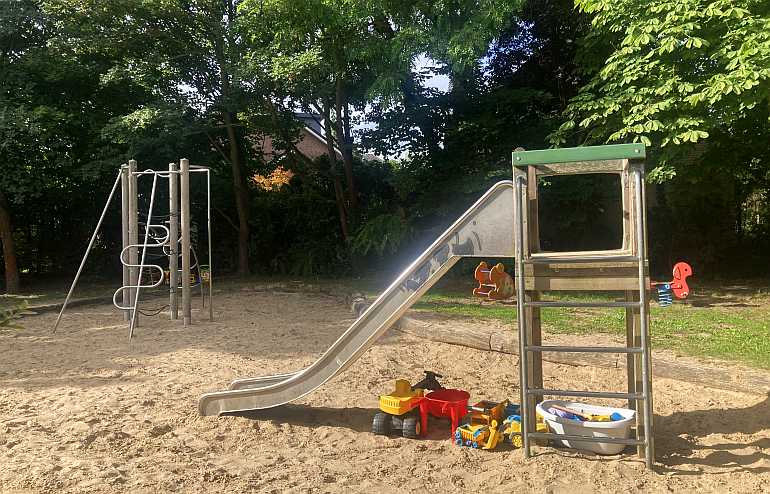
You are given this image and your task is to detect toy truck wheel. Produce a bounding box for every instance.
[402,416,421,439]
[390,415,404,430]
[372,412,392,436]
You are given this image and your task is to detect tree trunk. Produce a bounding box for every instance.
[0,190,20,293]
[218,0,250,276]
[224,111,251,276]
[323,101,349,241]
[335,77,357,212]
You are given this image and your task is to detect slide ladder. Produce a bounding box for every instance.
[198,180,516,415]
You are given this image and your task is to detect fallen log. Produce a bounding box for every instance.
[395,313,770,396]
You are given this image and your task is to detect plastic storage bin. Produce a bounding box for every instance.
[536,400,636,455]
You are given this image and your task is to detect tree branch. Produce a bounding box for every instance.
[214,206,239,232]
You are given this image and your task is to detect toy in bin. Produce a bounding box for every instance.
[536,400,636,455]
[454,400,509,450]
[547,404,624,422]
[372,371,444,438]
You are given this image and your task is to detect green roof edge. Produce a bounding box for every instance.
[512,144,646,166]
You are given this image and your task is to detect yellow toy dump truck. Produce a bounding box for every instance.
[502,412,548,447]
[372,371,443,439]
[454,399,509,449]
[454,401,548,449]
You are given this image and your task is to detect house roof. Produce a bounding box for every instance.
[295,112,325,137]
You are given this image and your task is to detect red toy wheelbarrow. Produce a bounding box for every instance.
[419,389,471,438]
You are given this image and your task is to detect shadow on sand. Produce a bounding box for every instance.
[654,392,770,475]
[228,404,379,434]
[234,393,770,476]
[228,403,466,441]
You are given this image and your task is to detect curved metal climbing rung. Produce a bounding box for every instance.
[113,223,170,311]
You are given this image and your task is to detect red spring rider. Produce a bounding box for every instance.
[651,262,692,306]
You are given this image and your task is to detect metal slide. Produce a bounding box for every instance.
[198,180,515,416]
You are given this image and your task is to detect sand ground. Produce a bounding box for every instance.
[1,287,769,493]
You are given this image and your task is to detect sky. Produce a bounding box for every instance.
[414,54,450,93]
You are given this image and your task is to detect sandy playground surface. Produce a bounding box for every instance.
[1,286,769,493]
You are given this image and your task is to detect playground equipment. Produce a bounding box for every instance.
[474,260,692,307]
[473,262,514,300]
[197,179,515,416]
[511,144,654,467]
[198,143,657,468]
[53,159,213,338]
[652,261,692,306]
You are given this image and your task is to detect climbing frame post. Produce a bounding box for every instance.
[120,164,130,321]
[180,158,191,326]
[169,162,179,320]
[524,165,543,430]
[128,159,139,328]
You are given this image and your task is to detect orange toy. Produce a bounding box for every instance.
[651,261,692,306]
[669,262,692,299]
[473,262,514,300]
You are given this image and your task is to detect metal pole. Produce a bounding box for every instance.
[634,169,654,468]
[120,165,130,321]
[514,175,531,458]
[207,169,213,321]
[181,158,191,326]
[129,173,159,339]
[192,246,205,308]
[52,170,122,333]
[128,159,139,329]
[168,162,179,320]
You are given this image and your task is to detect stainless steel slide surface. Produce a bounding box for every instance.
[198,180,515,416]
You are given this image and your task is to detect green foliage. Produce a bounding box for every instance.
[0,299,28,330]
[352,213,412,257]
[252,168,350,276]
[0,0,767,283]
[552,0,770,180]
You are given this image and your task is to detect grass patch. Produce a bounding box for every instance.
[414,288,770,370]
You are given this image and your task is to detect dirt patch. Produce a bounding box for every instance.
[1,288,769,492]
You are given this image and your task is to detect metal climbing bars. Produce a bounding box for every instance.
[52,159,214,338]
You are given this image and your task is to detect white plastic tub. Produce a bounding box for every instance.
[536,400,636,455]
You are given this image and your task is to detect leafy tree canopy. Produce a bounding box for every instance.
[552,0,770,181]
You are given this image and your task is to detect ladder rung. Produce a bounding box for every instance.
[525,255,640,264]
[526,345,643,354]
[527,389,644,400]
[527,432,646,446]
[524,301,640,308]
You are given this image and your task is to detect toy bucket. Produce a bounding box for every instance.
[423,389,470,438]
